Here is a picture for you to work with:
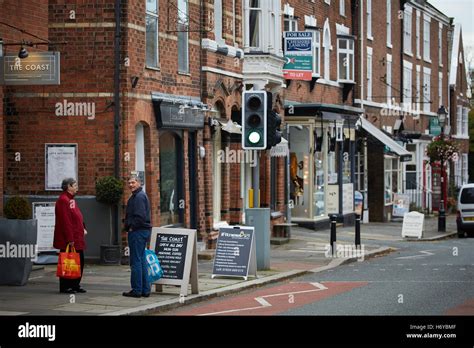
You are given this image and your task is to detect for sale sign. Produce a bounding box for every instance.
[283,32,313,81]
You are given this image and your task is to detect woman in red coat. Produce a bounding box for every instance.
[53,178,87,294]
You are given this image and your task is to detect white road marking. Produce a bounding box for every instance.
[405,269,413,271]
[447,264,453,266]
[379,269,386,271]
[353,269,359,272]
[433,268,439,271]
[28,276,44,280]
[197,282,328,316]
[459,268,466,271]
[397,264,404,266]
[422,264,428,266]
[396,250,435,260]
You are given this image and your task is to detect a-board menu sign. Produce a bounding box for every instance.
[212,226,257,280]
[150,228,198,297]
[33,202,57,252]
[402,211,424,239]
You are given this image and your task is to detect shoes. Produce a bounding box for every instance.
[122,290,141,298]
[60,288,76,294]
[142,293,150,298]
[73,287,87,293]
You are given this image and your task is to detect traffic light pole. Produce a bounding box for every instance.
[252,150,260,208]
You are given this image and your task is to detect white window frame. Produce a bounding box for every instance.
[367,47,373,101]
[455,157,462,187]
[307,28,321,77]
[340,0,345,17]
[177,0,189,73]
[404,6,412,55]
[247,0,263,50]
[386,54,392,104]
[416,10,421,58]
[463,107,469,137]
[214,0,224,45]
[323,19,331,80]
[438,72,443,109]
[146,0,159,68]
[403,60,413,105]
[367,0,372,40]
[337,37,354,83]
[416,65,421,114]
[438,23,443,67]
[423,16,431,63]
[386,0,391,47]
[284,17,298,32]
[423,67,431,113]
[457,106,463,136]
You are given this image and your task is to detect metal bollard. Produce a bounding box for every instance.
[438,200,446,232]
[330,214,337,256]
[355,214,361,249]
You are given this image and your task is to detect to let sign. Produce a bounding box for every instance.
[0,52,60,85]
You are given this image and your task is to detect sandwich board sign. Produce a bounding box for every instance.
[402,212,424,239]
[212,226,257,280]
[150,228,198,297]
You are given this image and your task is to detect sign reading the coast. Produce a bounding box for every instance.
[0,52,60,85]
[283,31,313,81]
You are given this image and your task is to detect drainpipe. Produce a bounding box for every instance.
[113,0,121,245]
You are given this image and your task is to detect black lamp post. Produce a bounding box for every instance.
[437,106,448,232]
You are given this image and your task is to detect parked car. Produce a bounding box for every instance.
[456,184,474,237]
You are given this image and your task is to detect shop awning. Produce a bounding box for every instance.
[219,120,242,134]
[358,117,412,162]
[270,137,289,157]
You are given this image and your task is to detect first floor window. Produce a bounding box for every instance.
[423,71,431,112]
[177,0,189,73]
[337,37,354,82]
[307,29,320,76]
[249,0,261,49]
[146,0,159,67]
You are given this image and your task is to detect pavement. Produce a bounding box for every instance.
[0,215,458,316]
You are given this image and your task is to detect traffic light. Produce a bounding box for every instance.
[266,110,282,149]
[242,91,267,149]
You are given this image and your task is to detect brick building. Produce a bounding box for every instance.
[449,24,470,189]
[281,0,363,227]
[0,0,291,259]
[354,0,452,221]
[0,0,50,220]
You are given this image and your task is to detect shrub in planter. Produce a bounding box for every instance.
[4,196,32,220]
[95,177,123,264]
[0,196,37,286]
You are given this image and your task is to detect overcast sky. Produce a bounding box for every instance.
[429,0,474,65]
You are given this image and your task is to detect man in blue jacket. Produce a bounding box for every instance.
[123,174,152,298]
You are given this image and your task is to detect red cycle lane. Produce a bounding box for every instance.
[165,281,368,316]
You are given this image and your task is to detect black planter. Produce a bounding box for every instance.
[0,219,37,286]
[100,245,121,265]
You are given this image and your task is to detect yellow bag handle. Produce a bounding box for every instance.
[65,243,76,253]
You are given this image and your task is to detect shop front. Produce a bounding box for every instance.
[285,104,362,228]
